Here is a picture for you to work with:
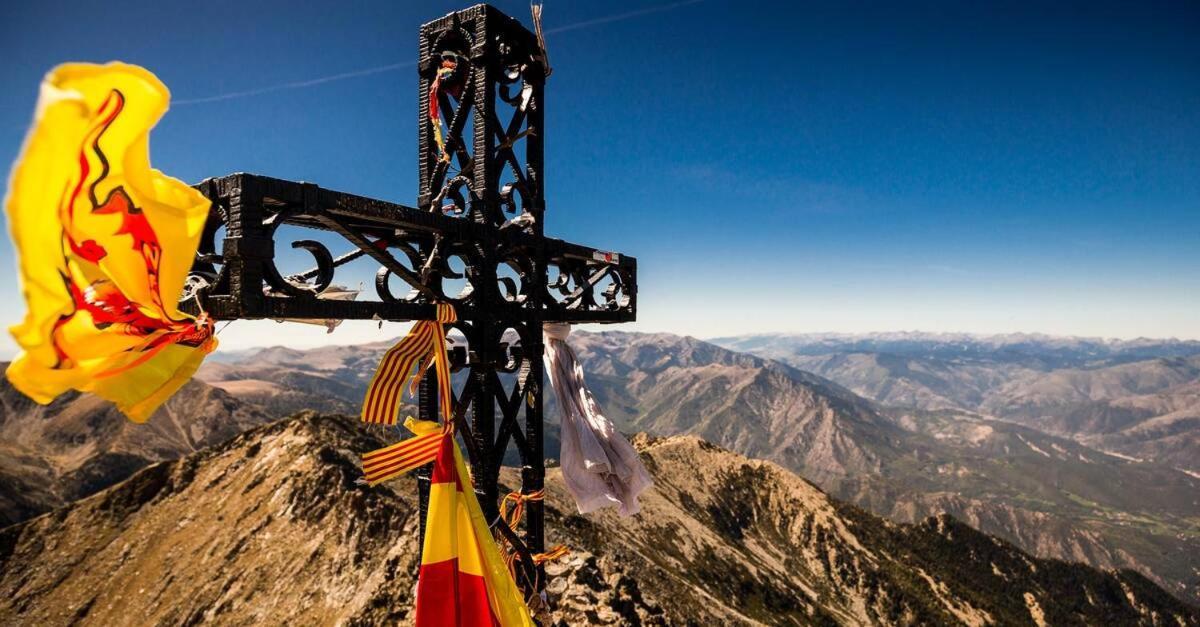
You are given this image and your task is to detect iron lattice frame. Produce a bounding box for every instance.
[182,4,636,594]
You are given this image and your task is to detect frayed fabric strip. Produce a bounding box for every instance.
[543,322,652,517]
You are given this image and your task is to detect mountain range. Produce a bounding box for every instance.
[2,412,1195,626]
[1,329,1198,619]
[189,331,1200,604]
[572,333,1200,604]
[713,332,1200,475]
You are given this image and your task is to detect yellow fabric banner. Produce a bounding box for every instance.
[5,62,216,422]
[405,418,535,627]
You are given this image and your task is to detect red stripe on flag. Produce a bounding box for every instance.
[362,439,440,472]
[362,432,440,463]
[362,323,434,423]
[364,454,438,484]
[415,558,498,627]
[370,325,429,419]
[363,350,401,421]
[429,432,459,485]
[368,326,428,421]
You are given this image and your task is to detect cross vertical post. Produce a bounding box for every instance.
[185,2,635,599]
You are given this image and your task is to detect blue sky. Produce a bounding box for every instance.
[1,0,1197,355]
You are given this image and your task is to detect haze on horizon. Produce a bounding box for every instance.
[1,0,1197,356]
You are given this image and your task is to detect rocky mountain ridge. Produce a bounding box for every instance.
[1,412,1195,626]
[0,368,273,526]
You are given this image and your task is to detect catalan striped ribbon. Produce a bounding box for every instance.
[360,303,456,426]
[362,426,443,486]
[360,303,456,486]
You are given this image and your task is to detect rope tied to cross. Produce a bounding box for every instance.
[498,488,571,604]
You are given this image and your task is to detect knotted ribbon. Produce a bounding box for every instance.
[360,303,456,485]
[498,488,569,599]
[429,57,463,163]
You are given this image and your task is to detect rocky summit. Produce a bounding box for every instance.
[1,413,1194,626]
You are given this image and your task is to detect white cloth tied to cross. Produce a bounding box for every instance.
[543,322,652,517]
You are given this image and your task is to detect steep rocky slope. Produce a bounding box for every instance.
[1,413,1194,626]
[564,332,907,486]
[0,367,273,526]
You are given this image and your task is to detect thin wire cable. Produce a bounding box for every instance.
[543,0,702,34]
[170,0,704,107]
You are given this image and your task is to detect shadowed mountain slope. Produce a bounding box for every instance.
[0,365,273,526]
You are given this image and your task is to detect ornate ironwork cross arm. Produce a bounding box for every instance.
[181,173,636,325]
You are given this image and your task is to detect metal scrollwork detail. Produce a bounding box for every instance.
[433,175,472,217]
[375,239,433,304]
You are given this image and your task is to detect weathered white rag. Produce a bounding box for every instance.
[543,322,652,517]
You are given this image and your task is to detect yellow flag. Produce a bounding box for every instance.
[4,62,216,422]
[405,418,535,627]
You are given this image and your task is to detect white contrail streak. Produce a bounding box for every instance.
[171,0,703,106]
[544,0,703,34]
[173,62,415,105]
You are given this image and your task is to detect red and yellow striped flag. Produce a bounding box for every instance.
[359,304,530,623]
[360,303,456,425]
[405,419,534,627]
[361,426,441,485]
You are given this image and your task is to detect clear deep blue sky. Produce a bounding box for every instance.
[1,1,1197,354]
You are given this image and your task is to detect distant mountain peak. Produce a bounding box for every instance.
[711,330,1200,346]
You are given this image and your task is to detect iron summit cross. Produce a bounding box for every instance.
[180,4,637,594]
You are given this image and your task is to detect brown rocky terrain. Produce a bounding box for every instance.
[2,412,1195,626]
[188,333,1200,603]
[0,367,273,526]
